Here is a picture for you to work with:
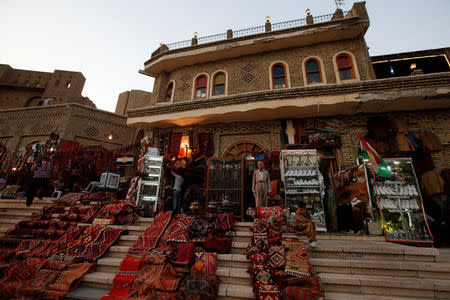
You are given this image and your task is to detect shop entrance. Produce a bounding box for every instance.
[318,153,339,232]
[223,141,266,220]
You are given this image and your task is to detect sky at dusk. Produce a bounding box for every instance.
[1,0,449,112]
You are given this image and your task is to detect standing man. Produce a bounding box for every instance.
[171,169,184,214]
[252,160,271,207]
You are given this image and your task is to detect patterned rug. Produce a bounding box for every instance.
[161,215,194,243]
[129,211,172,255]
[81,226,123,261]
[102,211,173,300]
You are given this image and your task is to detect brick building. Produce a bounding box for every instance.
[119,2,449,168]
[0,65,137,165]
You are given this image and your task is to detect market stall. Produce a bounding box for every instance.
[281,149,327,232]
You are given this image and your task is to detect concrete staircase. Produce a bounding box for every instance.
[1,197,449,299]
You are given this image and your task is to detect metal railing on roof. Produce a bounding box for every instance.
[163,10,352,52]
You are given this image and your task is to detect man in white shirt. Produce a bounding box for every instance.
[171,170,184,213]
[252,160,271,207]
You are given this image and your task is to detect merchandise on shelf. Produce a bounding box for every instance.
[207,158,243,218]
[281,150,327,232]
[365,158,433,243]
[136,154,164,212]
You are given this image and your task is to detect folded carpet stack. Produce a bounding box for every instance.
[247,206,324,300]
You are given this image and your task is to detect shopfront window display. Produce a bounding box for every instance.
[365,158,433,244]
[281,149,327,232]
[206,158,243,218]
[334,165,372,234]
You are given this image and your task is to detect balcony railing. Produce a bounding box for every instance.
[163,11,352,52]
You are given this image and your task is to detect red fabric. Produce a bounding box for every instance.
[129,211,172,255]
[198,132,214,158]
[101,255,145,299]
[173,243,194,266]
[170,133,183,156]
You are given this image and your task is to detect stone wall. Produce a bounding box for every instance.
[0,104,136,158]
[152,110,450,173]
[334,111,450,172]
[157,38,374,104]
[0,64,95,109]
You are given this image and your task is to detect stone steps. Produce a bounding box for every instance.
[0,198,55,205]
[311,257,450,279]
[217,253,250,269]
[70,284,254,300]
[81,268,254,297]
[96,257,123,273]
[310,240,438,262]
[320,272,450,299]
[324,291,434,300]
[117,234,139,246]
[216,266,251,285]
[65,287,109,300]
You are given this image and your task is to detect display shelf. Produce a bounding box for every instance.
[281,149,327,232]
[365,158,433,244]
[136,154,164,212]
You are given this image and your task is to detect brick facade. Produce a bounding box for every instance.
[153,38,374,104]
[152,110,450,174]
[0,104,136,162]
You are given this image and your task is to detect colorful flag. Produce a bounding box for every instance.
[358,132,391,178]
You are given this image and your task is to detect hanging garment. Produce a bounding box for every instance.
[394,134,415,152]
[412,148,435,175]
[169,133,183,156]
[406,132,420,149]
[197,132,214,158]
[419,131,443,152]
[421,170,445,197]
[392,118,409,134]
[441,169,450,195]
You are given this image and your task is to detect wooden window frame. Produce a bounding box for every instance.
[165,81,174,102]
[212,72,226,96]
[336,54,355,81]
[271,63,287,89]
[194,75,208,99]
[305,58,323,84]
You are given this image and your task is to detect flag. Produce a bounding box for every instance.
[358,132,391,178]
[282,119,305,145]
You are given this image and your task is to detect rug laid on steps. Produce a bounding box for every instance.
[101,255,145,300]
[101,211,173,300]
[129,211,172,255]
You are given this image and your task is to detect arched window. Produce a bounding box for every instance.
[195,75,207,99]
[166,82,174,102]
[272,64,287,89]
[224,141,265,159]
[336,54,355,80]
[305,59,322,84]
[213,73,225,96]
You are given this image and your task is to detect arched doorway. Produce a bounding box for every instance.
[25,96,42,107]
[224,141,265,159]
[224,141,266,220]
